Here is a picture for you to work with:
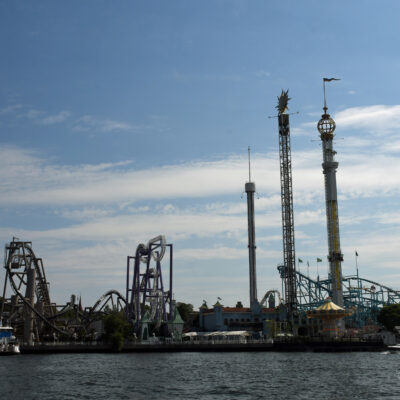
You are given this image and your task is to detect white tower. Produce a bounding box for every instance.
[246,147,257,306]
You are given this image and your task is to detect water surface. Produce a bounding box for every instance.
[1,352,399,399]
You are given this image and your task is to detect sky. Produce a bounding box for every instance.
[1,1,400,309]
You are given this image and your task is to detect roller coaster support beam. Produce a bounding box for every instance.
[24,268,35,345]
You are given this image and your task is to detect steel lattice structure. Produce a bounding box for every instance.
[126,236,173,336]
[295,270,400,327]
[276,91,297,316]
[0,238,130,342]
[0,239,77,342]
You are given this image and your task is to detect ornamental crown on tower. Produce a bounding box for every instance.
[276,89,290,115]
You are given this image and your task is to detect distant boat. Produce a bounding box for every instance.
[0,325,20,355]
[387,344,400,351]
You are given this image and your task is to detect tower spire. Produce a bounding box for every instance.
[248,146,252,182]
[318,78,344,307]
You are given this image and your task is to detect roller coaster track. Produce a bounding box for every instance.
[2,240,72,336]
[295,269,400,326]
[1,239,133,340]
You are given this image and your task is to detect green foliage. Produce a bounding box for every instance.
[235,301,243,308]
[378,304,400,331]
[176,302,193,322]
[110,332,124,352]
[103,311,132,351]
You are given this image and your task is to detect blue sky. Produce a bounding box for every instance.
[1,1,400,308]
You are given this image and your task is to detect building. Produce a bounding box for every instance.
[199,301,284,336]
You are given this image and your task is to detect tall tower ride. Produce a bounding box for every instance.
[276,90,297,315]
[317,78,344,306]
[245,147,257,307]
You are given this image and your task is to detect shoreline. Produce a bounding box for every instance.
[19,340,387,354]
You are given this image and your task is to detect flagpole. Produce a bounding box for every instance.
[355,250,359,277]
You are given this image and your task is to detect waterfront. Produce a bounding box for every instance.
[1,352,400,399]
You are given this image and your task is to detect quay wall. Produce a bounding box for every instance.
[19,339,387,354]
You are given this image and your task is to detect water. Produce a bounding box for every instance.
[1,352,400,400]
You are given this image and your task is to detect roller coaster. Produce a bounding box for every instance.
[0,236,181,343]
[0,239,127,343]
[126,235,177,339]
[278,265,400,327]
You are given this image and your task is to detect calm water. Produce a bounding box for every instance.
[1,352,400,400]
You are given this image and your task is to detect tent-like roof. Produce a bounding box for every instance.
[315,297,345,312]
[306,297,352,320]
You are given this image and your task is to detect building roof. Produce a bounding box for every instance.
[315,297,344,311]
[306,297,352,319]
[182,331,251,338]
[222,307,251,313]
[201,307,275,315]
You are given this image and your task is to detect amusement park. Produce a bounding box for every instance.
[1,83,400,353]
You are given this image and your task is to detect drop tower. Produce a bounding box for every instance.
[245,147,258,307]
[276,90,297,317]
[317,78,344,306]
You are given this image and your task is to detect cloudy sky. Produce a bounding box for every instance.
[1,1,400,308]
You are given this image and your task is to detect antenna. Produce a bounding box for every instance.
[248,146,252,182]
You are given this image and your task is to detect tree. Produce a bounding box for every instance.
[235,301,243,308]
[377,304,400,331]
[103,311,132,351]
[176,302,193,322]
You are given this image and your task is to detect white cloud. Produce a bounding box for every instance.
[25,109,45,119]
[0,104,22,114]
[1,141,399,210]
[335,105,400,134]
[0,148,279,206]
[255,70,271,79]
[41,111,71,125]
[57,207,114,220]
[73,115,133,132]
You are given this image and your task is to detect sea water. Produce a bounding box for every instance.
[1,351,400,399]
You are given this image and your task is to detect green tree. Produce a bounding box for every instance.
[103,311,132,351]
[176,302,193,322]
[235,301,243,308]
[377,304,400,331]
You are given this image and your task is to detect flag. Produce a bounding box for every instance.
[323,77,340,82]
[317,258,322,262]
[355,251,359,257]
[298,258,303,263]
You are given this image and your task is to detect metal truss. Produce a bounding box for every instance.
[278,112,297,315]
[295,270,400,327]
